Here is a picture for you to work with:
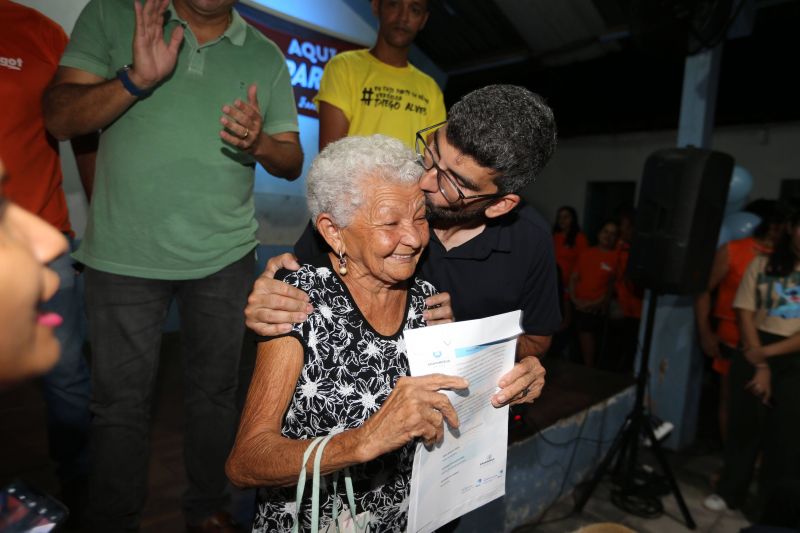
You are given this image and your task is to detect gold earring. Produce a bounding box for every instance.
[338,249,348,276]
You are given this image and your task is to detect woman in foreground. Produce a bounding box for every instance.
[226,135,467,532]
[0,158,68,386]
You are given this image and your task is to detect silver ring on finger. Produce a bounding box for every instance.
[242,127,249,139]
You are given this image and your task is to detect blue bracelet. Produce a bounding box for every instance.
[116,65,149,98]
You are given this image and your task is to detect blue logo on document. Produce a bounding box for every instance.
[432,350,443,359]
[455,339,507,358]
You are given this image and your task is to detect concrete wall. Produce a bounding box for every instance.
[14,0,87,31]
[523,121,800,228]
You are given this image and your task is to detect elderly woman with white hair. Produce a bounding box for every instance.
[226,135,467,532]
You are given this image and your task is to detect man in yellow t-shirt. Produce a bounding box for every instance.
[315,0,446,150]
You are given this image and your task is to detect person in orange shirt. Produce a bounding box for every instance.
[607,208,643,372]
[570,220,620,367]
[695,203,784,439]
[696,202,786,512]
[553,206,589,289]
[553,206,588,342]
[0,0,96,520]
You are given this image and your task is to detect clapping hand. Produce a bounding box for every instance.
[221,84,263,152]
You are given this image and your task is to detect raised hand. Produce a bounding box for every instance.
[221,84,264,152]
[130,0,184,90]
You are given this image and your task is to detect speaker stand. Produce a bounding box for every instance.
[574,291,697,529]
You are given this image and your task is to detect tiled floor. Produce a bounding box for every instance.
[0,334,752,532]
[514,450,752,532]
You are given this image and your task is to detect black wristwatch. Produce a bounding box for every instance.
[116,64,150,97]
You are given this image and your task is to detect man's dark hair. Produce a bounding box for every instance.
[446,84,557,194]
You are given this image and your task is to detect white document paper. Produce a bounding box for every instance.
[404,310,523,533]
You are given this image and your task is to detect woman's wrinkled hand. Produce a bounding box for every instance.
[358,374,468,458]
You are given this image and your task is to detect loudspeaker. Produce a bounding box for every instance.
[627,147,734,294]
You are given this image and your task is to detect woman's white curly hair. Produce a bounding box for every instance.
[307,134,423,228]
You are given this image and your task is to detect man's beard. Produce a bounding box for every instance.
[425,196,488,226]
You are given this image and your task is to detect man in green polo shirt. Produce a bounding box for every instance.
[43,0,303,530]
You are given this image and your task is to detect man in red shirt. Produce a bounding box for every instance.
[0,0,96,519]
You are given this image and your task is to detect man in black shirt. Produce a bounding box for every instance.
[247,85,559,407]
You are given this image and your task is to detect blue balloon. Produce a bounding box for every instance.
[722,211,761,241]
[724,198,746,216]
[727,165,754,205]
[716,224,733,248]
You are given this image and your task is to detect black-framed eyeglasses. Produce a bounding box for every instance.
[414,121,505,205]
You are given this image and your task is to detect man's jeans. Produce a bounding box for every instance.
[40,240,91,485]
[84,250,255,532]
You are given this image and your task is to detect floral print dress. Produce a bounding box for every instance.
[252,258,436,533]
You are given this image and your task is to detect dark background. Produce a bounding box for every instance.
[411,0,800,138]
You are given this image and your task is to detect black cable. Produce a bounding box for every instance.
[512,399,594,530]
[524,309,644,449]
[515,394,613,531]
[526,414,616,448]
[514,327,655,529]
